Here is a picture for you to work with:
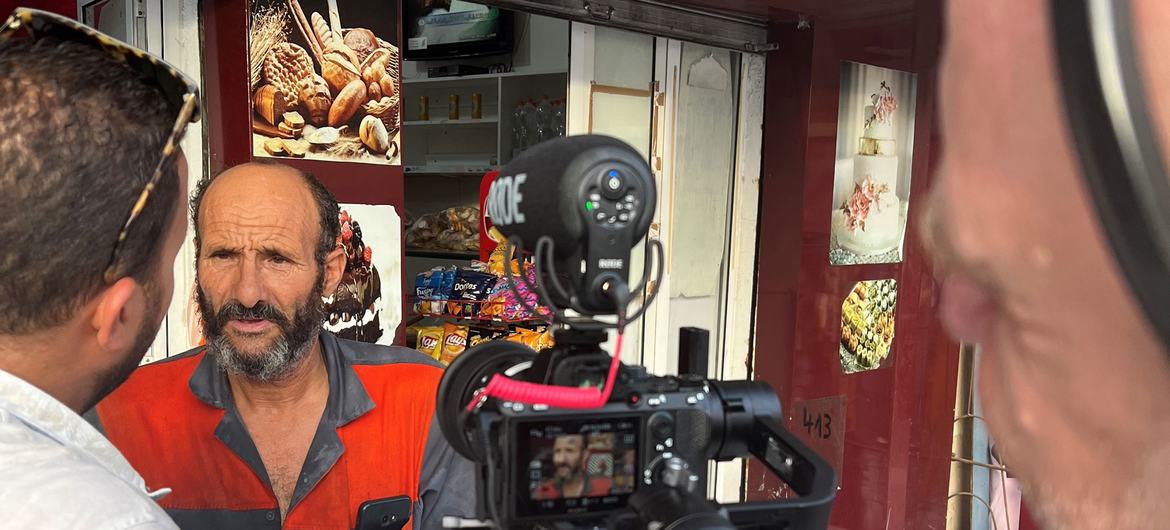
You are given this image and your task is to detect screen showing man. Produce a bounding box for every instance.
[534,434,611,500]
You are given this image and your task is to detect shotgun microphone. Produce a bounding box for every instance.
[484,135,657,314]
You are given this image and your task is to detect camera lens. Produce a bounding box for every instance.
[602,169,626,200]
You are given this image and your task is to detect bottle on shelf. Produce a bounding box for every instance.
[552,99,566,138]
[535,95,553,144]
[512,99,528,154]
[522,99,538,149]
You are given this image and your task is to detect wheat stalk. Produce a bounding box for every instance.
[249,4,290,88]
[326,135,367,158]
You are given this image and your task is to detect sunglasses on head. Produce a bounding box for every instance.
[0,7,201,283]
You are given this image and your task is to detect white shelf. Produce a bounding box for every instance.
[404,165,495,175]
[404,117,499,127]
[403,70,567,85]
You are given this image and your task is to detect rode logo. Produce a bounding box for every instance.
[598,258,624,270]
[420,336,440,350]
[486,173,527,225]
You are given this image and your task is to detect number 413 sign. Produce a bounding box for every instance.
[789,395,847,486]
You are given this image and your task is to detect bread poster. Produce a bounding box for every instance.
[249,0,401,165]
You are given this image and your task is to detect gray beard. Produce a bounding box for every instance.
[209,331,313,382]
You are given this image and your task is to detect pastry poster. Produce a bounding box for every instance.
[249,0,401,165]
[322,204,402,344]
[839,279,897,374]
[829,62,917,265]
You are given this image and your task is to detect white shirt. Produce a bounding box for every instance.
[0,369,178,530]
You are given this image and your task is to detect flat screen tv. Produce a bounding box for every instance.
[404,1,513,60]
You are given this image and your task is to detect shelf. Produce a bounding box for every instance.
[411,311,549,327]
[403,70,567,86]
[403,117,499,127]
[404,166,495,175]
[405,248,480,260]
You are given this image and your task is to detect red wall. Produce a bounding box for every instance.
[749,2,959,529]
[1,1,74,18]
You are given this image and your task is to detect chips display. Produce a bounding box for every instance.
[440,322,469,365]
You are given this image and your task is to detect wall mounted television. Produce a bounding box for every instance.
[404,1,514,60]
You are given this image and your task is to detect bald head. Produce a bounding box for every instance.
[192,161,340,267]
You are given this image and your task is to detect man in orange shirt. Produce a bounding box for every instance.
[94,161,474,529]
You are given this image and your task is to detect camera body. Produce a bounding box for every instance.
[443,329,799,530]
[440,135,835,529]
[491,371,778,527]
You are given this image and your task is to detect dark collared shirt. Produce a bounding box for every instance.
[93,332,475,530]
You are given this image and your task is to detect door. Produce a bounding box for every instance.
[79,0,205,363]
[568,22,765,502]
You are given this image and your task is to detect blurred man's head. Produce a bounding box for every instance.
[928,1,1170,527]
[191,161,344,382]
[0,37,188,412]
[552,435,585,480]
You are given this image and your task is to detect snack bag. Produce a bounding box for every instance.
[486,227,521,277]
[438,267,458,304]
[505,327,546,350]
[452,269,497,316]
[413,272,433,314]
[440,323,469,365]
[415,267,453,314]
[535,328,555,351]
[415,326,444,360]
[469,331,489,348]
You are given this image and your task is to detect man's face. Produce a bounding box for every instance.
[931,1,1170,527]
[195,164,330,382]
[552,435,584,480]
[88,152,190,409]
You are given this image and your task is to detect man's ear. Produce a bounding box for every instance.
[90,277,146,353]
[321,246,347,295]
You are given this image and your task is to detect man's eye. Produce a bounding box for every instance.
[270,255,290,264]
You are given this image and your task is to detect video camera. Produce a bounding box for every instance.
[436,135,836,529]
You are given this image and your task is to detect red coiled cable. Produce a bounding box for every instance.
[465,333,625,412]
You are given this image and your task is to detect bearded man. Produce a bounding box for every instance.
[534,435,611,500]
[92,161,473,530]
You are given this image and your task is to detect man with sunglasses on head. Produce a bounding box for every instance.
[0,8,196,530]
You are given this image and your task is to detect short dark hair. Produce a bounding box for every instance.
[0,38,181,334]
[191,160,341,267]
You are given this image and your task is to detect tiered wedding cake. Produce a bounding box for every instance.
[833,81,902,256]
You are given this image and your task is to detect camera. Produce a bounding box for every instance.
[437,136,836,529]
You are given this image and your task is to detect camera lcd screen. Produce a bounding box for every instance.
[514,417,639,518]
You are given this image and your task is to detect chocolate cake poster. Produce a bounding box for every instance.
[829,62,918,266]
[323,204,402,344]
[249,0,402,165]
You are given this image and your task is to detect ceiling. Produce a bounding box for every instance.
[668,0,917,22]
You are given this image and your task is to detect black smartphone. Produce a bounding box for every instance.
[355,496,412,530]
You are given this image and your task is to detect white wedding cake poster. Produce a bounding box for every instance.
[829,62,918,266]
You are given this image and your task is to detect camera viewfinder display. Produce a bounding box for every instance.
[515,417,639,517]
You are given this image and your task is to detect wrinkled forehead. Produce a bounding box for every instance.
[198,166,320,247]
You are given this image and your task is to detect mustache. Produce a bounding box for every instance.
[216,300,291,327]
